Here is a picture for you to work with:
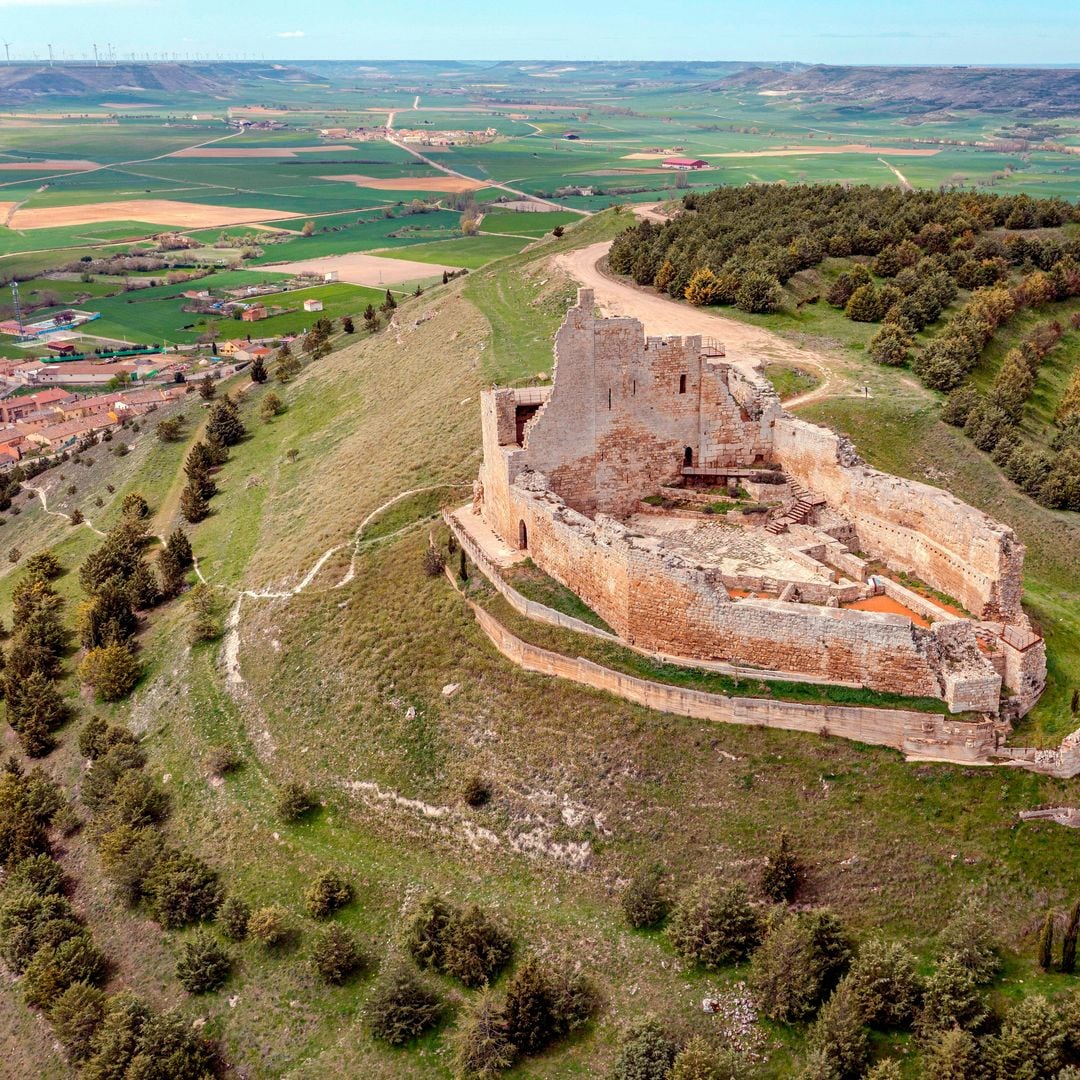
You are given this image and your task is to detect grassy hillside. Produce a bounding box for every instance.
[1,211,1079,1079]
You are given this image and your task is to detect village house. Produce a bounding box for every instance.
[0,389,76,424]
[241,304,268,323]
[302,298,324,313]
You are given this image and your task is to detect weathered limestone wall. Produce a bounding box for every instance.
[476,289,1037,718]
[502,482,1000,711]
[481,289,779,542]
[773,417,1025,621]
[466,596,1012,767]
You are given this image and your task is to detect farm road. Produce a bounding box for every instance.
[385,135,591,216]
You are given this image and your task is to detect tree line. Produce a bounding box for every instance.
[608,184,1078,314]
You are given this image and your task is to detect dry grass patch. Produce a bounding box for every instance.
[317,174,487,193]
[10,200,304,230]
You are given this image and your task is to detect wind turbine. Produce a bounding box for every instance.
[2,43,12,65]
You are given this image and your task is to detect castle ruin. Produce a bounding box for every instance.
[473,289,1046,718]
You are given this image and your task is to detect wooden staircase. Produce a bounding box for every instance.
[765,481,825,535]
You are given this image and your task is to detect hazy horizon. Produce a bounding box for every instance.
[0,0,1077,68]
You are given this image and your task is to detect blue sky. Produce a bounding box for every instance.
[0,0,1076,66]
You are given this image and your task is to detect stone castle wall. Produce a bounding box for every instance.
[477,288,1042,716]
[502,480,998,709]
[772,418,1025,620]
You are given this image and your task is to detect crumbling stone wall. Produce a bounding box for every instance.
[772,417,1024,621]
[477,288,1040,716]
[481,288,778,543]
[505,480,999,711]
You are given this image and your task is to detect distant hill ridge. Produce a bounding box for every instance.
[711,64,1080,112]
[0,61,322,104]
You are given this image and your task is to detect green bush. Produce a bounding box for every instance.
[621,867,669,930]
[49,981,107,1063]
[937,896,1000,984]
[6,853,65,897]
[100,770,169,830]
[500,954,596,1057]
[276,781,315,822]
[461,773,491,807]
[80,742,145,812]
[80,990,150,1079]
[96,825,164,908]
[404,893,512,989]
[452,990,515,1079]
[146,851,223,929]
[921,1025,983,1080]
[119,1009,219,1079]
[983,995,1065,1080]
[442,903,513,989]
[801,983,870,1080]
[310,924,366,985]
[247,905,289,947]
[670,1035,751,1080]
[217,896,251,942]
[841,935,921,1029]
[749,910,852,1023]
[22,933,108,1009]
[304,870,354,920]
[611,1016,677,1080]
[915,957,987,1038]
[175,931,231,994]
[78,643,141,702]
[0,888,78,973]
[77,716,136,761]
[366,961,443,1045]
[405,892,453,971]
[667,879,761,969]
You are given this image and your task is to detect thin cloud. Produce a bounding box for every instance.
[276,30,305,38]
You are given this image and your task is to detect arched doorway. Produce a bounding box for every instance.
[683,446,693,468]
[518,520,528,550]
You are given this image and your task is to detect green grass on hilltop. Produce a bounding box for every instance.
[1,206,1078,1079]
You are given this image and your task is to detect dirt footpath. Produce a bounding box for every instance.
[553,239,844,407]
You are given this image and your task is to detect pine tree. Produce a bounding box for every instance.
[1038,910,1055,971]
[341,316,354,334]
[165,529,193,570]
[381,289,397,313]
[198,374,216,401]
[1062,899,1079,974]
[760,830,803,902]
[249,356,268,384]
[180,484,210,525]
[684,266,720,307]
[205,396,246,448]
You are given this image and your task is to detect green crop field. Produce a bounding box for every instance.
[376,232,530,268]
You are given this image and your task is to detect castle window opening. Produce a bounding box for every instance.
[679,374,687,394]
[684,446,693,467]
[518,520,528,550]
